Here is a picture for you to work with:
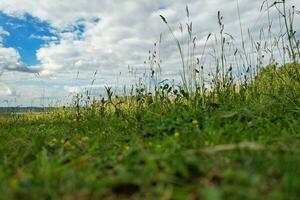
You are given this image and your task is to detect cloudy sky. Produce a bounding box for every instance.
[0,0,299,107]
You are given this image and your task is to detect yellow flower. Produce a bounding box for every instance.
[192,119,199,126]
[82,136,90,143]
[124,145,130,151]
[48,138,57,147]
[9,177,19,189]
[174,131,180,139]
[64,141,71,149]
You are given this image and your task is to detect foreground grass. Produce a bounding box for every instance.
[0,64,300,200]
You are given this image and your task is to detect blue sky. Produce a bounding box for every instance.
[0,11,88,67]
[0,0,299,107]
[0,12,55,65]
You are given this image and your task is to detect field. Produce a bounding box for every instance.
[1,2,300,200]
[0,63,300,200]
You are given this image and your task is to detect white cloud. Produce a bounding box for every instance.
[0,26,10,43]
[0,83,12,96]
[0,0,300,106]
[1,0,300,77]
[64,86,80,94]
[0,26,10,36]
[0,45,40,73]
[0,27,38,73]
[0,27,43,74]
[0,46,22,70]
[29,34,58,41]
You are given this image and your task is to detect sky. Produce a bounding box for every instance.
[0,0,299,107]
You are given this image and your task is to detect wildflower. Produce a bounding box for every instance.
[124,145,130,151]
[174,131,180,139]
[9,178,19,189]
[64,141,71,149]
[48,138,57,147]
[82,136,89,143]
[192,119,199,126]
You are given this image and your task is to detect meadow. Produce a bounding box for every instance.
[0,1,300,200]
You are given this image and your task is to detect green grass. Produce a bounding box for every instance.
[1,3,299,199]
[0,64,299,200]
